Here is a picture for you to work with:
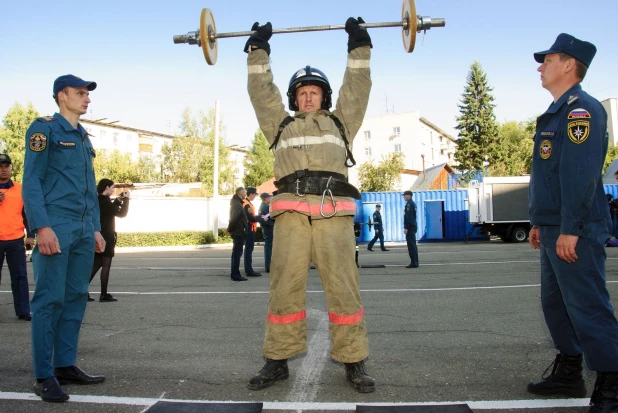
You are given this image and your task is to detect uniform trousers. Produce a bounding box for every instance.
[30,216,94,378]
[231,235,245,277]
[244,230,256,274]
[406,229,419,266]
[539,223,618,371]
[367,228,385,250]
[264,212,368,363]
[0,238,31,316]
[262,226,273,271]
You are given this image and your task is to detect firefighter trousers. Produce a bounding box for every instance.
[263,211,369,363]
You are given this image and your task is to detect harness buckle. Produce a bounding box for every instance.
[294,179,305,197]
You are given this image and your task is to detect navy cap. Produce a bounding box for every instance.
[376,204,381,208]
[53,74,97,98]
[0,154,11,164]
[403,190,413,196]
[246,187,257,195]
[534,33,597,68]
[260,192,271,199]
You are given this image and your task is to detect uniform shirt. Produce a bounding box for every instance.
[528,84,610,236]
[22,113,101,232]
[258,202,274,228]
[404,199,417,231]
[247,47,371,220]
[0,180,33,240]
[372,210,383,231]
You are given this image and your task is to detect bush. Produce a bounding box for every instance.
[115,228,264,247]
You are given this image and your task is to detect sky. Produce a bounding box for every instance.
[1,0,617,148]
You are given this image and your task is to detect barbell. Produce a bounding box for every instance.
[172,0,445,65]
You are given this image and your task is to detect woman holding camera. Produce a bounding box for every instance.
[88,179,130,302]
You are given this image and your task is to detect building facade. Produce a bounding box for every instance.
[80,119,248,185]
[348,111,457,190]
[602,98,617,147]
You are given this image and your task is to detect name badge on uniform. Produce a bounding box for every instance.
[58,141,76,148]
[540,131,556,137]
[540,140,552,160]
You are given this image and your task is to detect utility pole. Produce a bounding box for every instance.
[213,101,220,241]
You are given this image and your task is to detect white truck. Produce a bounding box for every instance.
[467,176,531,243]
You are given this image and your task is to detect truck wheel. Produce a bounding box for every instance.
[510,226,529,243]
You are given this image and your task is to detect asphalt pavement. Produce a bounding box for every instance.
[1,240,617,413]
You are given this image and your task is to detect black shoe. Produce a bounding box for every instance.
[590,372,618,412]
[381,249,390,251]
[527,353,586,398]
[248,359,289,390]
[232,276,248,281]
[345,360,376,393]
[33,377,69,403]
[99,294,118,302]
[367,247,374,251]
[265,269,270,273]
[18,313,32,321]
[246,272,262,277]
[54,365,105,385]
[87,294,95,302]
[406,264,419,268]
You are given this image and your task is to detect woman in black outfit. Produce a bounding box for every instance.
[89,179,130,302]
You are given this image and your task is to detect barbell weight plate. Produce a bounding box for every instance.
[200,8,218,65]
[401,0,417,53]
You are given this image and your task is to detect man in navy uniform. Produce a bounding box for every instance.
[526,34,618,412]
[22,75,107,403]
[403,191,418,269]
[367,204,389,252]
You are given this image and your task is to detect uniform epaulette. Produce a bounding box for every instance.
[36,116,57,123]
[567,94,579,105]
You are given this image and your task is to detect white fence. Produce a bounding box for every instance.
[114,197,234,233]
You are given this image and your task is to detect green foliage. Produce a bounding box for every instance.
[491,118,535,176]
[94,149,143,184]
[604,144,618,175]
[116,229,232,247]
[0,102,40,180]
[454,61,501,172]
[161,107,235,194]
[243,129,274,187]
[358,152,405,192]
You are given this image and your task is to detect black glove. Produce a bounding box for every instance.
[345,17,372,53]
[244,22,272,55]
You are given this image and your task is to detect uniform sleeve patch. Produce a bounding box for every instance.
[540,140,552,159]
[29,133,47,152]
[568,108,591,119]
[568,121,590,144]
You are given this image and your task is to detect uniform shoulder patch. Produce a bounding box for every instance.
[567,94,579,105]
[36,116,56,123]
[568,121,590,144]
[568,108,591,119]
[29,132,48,152]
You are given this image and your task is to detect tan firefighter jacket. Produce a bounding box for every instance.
[247,46,371,220]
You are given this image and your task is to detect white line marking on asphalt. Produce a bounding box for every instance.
[0,392,592,410]
[288,309,330,405]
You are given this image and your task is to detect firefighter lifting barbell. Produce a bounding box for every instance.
[172,0,446,65]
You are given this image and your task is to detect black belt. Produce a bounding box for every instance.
[275,170,361,200]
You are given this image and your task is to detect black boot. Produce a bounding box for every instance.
[247,359,289,390]
[527,353,586,397]
[33,377,69,403]
[345,360,375,393]
[590,372,618,413]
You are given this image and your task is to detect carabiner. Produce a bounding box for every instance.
[320,176,337,218]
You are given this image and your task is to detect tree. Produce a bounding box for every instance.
[358,152,405,192]
[93,150,141,184]
[454,61,501,172]
[161,107,234,194]
[243,129,274,187]
[491,118,535,176]
[604,144,618,175]
[0,102,40,179]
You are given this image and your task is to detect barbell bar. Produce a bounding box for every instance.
[173,0,445,65]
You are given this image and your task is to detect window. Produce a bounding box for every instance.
[393,126,400,136]
[364,131,371,140]
[394,144,401,153]
[365,147,372,156]
[113,132,119,146]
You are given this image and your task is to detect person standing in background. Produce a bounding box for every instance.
[258,192,274,273]
[243,187,261,277]
[88,179,130,302]
[367,204,389,252]
[0,153,34,321]
[403,191,419,269]
[228,187,248,282]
